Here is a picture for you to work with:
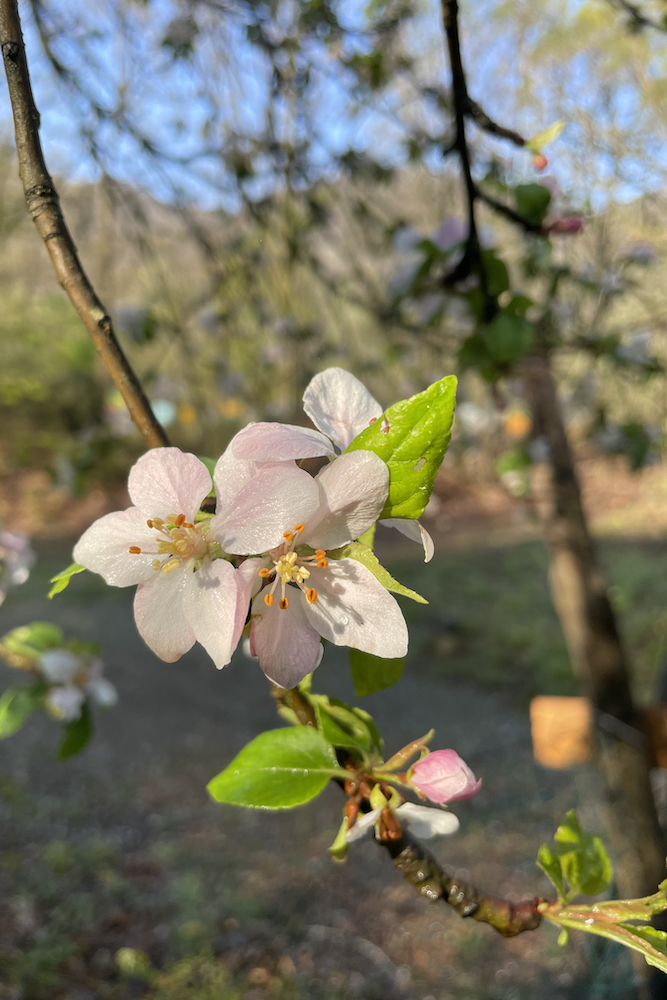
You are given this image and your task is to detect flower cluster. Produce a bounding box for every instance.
[74,369,426,687]
[40,648,118,722]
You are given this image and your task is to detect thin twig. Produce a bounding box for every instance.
[0,0,169,448]
[464,98,525,147]
[476,189,544,235]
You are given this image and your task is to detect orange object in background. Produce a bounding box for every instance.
[503,409,532,439]
[530,696,594,769]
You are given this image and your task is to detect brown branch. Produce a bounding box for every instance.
[476,189,544,235]
[0,0,169,449]
[464,98,525,147]
[384,830,544,937]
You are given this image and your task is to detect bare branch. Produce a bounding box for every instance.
[464,98,525,147]
[0,0,169,448]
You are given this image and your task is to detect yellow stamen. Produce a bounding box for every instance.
[294,523,305,533]
[153,518,164,528]
[152,559,161,571]
[166,513,178,524]
[129,546,141,554]
[258,568,271,578]
[306,588,317,603]
[162,558,180,574]
[264,594,274,607]
[279,597,289,610]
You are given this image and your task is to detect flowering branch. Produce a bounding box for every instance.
[0,0,169,449]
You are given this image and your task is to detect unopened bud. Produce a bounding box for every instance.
[544,215,583,236]
[533,153,548,172]
[409,749,481,804]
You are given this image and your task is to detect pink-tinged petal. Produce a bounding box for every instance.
[212,439,263,516]
[250,589,323,687]
[232,558,266,649]
[381,518,435,563]
[409,749,481,804]
[213,464,320,555]
[182,558,239,670]
[231,422,334,461]
[73,508,157,587]
[304,559,408,657]
[300,451,389,551]
[345,808,382,843]
[128,448,212,521]
[133,570,196,662]
[395,802,460,839]
[303,368,383,451]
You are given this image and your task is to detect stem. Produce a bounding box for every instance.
[0,0,169,449]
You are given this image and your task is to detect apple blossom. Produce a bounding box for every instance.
[40,649,118,722]
[73,446,310,670]
[231,368,435,562]
[409,749,481,804]
[247,450,409,688]
[346,801,460,843]
[0,528,35,606]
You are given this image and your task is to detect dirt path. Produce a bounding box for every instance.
[0,542,638,1000]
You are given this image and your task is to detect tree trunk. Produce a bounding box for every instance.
[522,349,666,994]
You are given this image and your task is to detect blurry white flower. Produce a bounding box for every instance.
[0,530,36,606]
[39,649,118,720]
[46,685,86,722]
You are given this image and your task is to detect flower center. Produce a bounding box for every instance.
[128,513,210,574]
[258,524,328,610]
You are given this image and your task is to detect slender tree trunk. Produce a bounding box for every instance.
[523,347,666,995]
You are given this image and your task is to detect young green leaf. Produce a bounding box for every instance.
[58,702,93,760]
[514,183,551,226]
[554,810,612,898]
[345,375,457,519]
[312,696,383,755]
[0,622,63,661]
[350,648,404,698]
[485,313,534,364]
[0,685,43,738]
[536,842,567,902]
[207,727,344,809]
[48,563,86,599]
[526,120,565,154]
[328,542,427,604]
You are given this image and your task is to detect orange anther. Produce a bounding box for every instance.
[175,514,186,527]
[258,568,270,578]
[283,531,294,541]
[146,519,154,528]
[264,594,274,607]
[315,549,326,558]
[369,416,377,424]
[294,523,305,533]
[183,522,195,529]
[129,546,141,554]
[279,597,289,610]
[317,560,328,569]
[306,588,317,604]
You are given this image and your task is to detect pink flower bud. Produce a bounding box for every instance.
[409,749,481,804]
[533,153,548,172]
[544,216,583,236]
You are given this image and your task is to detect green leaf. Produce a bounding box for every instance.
[526,120,564,154]
[554,810,612,897]
[58,702,92,760]
[312,696,383,755]
[537,842,567,903]
[328,816,350,861]
[0,685,43,738]
[48,563,86,599]
[207,727,344,809]
[329,542,427,604]
[514,183,551,226]
[345,376,457,519]
[485,313,534,364]
[0,622,63,661]
[350,648,404,698]
[481,251,510,297]
[357,524,376,549]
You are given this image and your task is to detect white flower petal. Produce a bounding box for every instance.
[133,570,196,662]
[73,508,159,587]
[304,559,408,658]
[86,678,118,708]
[40,649,82,684]
[300,451,389,551]
[345,808,382,843]
[213,464,320,555]
[46,685,85,722]
[381,518,435,562]
[183,558,240,670]
[250,589,323,688]
[231,422,334,461]
[303,368,383,452]
[396,802,460,839]
[233,557,266,644]
[212,440,264,516]
[128,448,212,521]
